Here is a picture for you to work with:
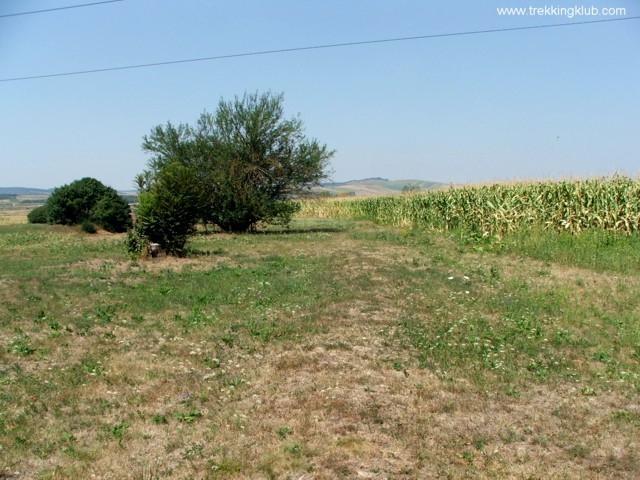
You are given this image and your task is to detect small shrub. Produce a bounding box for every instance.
[27,205,49,224]
[80,220,97,234]
[125,227,148,259]
[152,415,168,425]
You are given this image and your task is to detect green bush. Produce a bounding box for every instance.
[27,205,49,224]
[46,177,131,232]
[80,220,97,234]
[125,228,148,259]
[131,163,200,256]
[93,190,132,233]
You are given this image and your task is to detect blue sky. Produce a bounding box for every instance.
[1,0,638,190]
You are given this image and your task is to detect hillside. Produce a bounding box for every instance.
[2,180,443,199]
[315,177,444,197]
[0,187,53,195]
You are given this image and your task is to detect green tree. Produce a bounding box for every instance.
[402,184,421,195]
[140,91,333,235]
[93,190,132,233]
[27,205,49,224]
[46,177,131,232]
[132,162,200,256]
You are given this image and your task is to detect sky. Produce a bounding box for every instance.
[1,0,639,190]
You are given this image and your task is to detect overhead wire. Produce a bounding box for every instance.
[1,15,638,82]
[0,0,125,18]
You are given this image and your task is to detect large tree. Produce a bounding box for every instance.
[135,92,333,246]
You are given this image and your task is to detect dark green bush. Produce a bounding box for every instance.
[27,205,49,224]
[46,177,131,232]
[93,191,132,233]
[80,220,97,234]
[131,162,200,256]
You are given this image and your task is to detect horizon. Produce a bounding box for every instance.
[4,172,640,194]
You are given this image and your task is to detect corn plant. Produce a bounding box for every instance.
[299,177,640,238]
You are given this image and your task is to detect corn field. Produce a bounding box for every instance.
[299,177,640,237]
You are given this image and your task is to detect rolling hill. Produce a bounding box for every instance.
[315,177,444,197]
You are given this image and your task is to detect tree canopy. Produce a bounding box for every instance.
[131,92,333,255]
[46,177,131,233]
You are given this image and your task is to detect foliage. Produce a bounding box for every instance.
[27,205,49,224]
[80,220,97,234]
[125,227,148,259]
[139,91,333,236]
[92,190,132,233]
[46,177,131,232]
[131,162,200,256]
[301,176,640,238]
[401,183,421,195]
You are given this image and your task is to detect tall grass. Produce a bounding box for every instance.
[300,177,640,238]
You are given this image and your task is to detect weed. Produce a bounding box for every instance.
[391,361,404,371]
[284,442,304,457]
[9,335,36,356]
[173,410,201,424]
[580,386,596,396]
[592,351,611,363]
[110,421,129,446]
[82,360,103,376]
[473,437,487,450]
[94,305,116,324]
[505,387,520,398]
[203,357,221,369]
[182,443,204,459]
[152,415,168,425]
[1,217,640,479]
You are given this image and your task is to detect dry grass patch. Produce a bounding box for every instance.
[1,218,639,479]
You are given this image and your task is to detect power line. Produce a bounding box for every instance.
[0,0,125,19]
[1,15,638,82]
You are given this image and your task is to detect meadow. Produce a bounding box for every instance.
[1,184,640,479]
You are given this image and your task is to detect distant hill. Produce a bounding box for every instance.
[1,180,444,199]
[0,187,53,195]
[0,187,136,196]
[316,178,444,197]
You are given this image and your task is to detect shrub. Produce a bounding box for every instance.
[93,191,132,233]
[27,205,49,224]
[131,162,200,256]
[46,177,131,232]
[80,220,97,234]
[125,228,148,259]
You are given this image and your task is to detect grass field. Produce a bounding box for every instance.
[1,212,639,478]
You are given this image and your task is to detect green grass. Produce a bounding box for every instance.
[489,228,640,273]
[1,218,639,478]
